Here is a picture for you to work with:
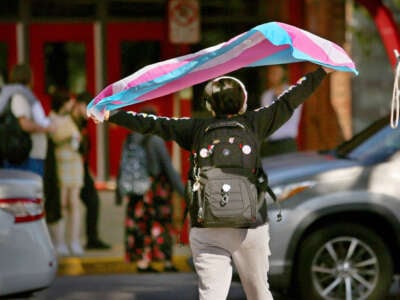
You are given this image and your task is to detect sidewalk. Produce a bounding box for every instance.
[57,188,192,276]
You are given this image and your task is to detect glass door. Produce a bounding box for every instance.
[106,22,175,177]
[0,23,17,84]
[29,22,96,171]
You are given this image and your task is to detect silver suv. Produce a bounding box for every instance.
[263,116,400,300]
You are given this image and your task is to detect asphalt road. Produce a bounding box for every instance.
[32,273,247,300]
[28,272,302,300]
[20,272,400,300]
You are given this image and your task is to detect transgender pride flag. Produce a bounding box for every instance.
[88,22,358,121]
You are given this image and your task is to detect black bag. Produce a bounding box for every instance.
[0,98,32,165]
[117,133,151,196]
[190,120,264,228]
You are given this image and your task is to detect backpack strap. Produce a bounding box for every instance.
[256,167,282,222]
[267,185,282,222]
[1,94,13,116]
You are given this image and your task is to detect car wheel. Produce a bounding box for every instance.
[295,223,393,300]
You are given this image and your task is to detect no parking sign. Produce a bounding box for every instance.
[168,0,200,44]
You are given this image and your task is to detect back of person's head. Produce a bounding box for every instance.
[9,64,32,85]
[202,76,248,117]
[51,89,72,113]
[266,65,287,87]
[76,91,93,104]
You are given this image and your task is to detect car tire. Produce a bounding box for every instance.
[295,222,393,300]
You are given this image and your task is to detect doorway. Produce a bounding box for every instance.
[29,22,96,171]
[0,23,17,84]
[106,22,175,178]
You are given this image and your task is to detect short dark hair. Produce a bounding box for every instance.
[202,76,247,116]
[9,64,32,85]
[51,89,72,112]
[76,91,93,104]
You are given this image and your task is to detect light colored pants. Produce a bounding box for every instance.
[190,224,273,300]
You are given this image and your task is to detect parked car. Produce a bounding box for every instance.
[0,169,57,298]
[263,115,400,300]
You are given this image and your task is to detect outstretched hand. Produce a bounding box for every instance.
[87,109,110,124]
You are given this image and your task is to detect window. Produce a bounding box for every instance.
[44,42,86,94]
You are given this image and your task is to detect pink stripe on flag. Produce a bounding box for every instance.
[93,86,114,105]
[277,23,355,68]
[95,32,264,105]
[122,33,248,89]
[136,39,287,102]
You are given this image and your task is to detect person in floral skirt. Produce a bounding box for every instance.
[117,106,185,272]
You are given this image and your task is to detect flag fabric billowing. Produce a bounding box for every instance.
[87,22,358,121]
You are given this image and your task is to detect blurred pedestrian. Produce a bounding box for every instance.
[43,130,62,227]
[71,91,110,250]
[0,64,55,176]
[49,90,84,256]
[116,106,185,272]
[260,65,302,156]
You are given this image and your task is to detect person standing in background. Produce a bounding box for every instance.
[116,106,185,272]
[260,65,302,157]
[1,64,56,176]
[44,124,62,231]
[71,91,110,250]
[49,90,84,256]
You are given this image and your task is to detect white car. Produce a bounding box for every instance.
[0,169,57,298]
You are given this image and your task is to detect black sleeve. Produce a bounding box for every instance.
[251,67,327,139]
[109,111,196,151]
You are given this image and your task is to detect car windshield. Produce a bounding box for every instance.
[334,116,400,164]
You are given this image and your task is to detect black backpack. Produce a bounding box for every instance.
[117,133,151,197]
[189,119,269,228]
[0,97,32,165]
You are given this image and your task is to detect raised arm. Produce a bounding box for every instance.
[254,66,331,139]
[105,110,196,151]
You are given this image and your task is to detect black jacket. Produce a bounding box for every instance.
[109,67,327,225]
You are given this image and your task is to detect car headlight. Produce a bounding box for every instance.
[272,181,316,202]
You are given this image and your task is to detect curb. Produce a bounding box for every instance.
[57,255,193,276]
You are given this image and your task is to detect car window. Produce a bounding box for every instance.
[347,125,400,164]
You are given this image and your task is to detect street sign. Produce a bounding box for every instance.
[168,0,200,44]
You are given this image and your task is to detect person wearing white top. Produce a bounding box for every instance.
[260,65,302,157]
[2,64,55,176]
